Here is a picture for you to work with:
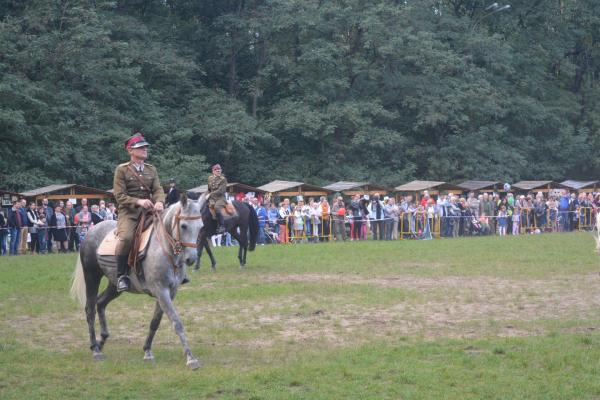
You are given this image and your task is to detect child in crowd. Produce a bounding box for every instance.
[497,206,507,236]
[512,207,520,235]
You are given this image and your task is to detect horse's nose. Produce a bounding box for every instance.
[184,253,198,266]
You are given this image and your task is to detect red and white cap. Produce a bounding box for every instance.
[124,133,150,149]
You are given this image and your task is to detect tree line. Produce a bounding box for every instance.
[1,0,598,191]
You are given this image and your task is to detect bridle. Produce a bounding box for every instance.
[155,206,202,269]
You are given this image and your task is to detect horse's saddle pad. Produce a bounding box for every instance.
[97,227,153,256]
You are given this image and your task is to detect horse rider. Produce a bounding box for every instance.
[207,164,228,234]
[113,133,165,292]
[166,177,179,207]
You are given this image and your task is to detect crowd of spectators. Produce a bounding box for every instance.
[0,197,116,256]
[250,189,599,244]
[2,188,597,254]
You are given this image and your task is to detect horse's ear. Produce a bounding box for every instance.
[180,192,188,207]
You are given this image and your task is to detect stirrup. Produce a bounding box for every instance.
[117,276,130,292]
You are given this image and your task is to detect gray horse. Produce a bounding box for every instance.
[70,194,204,369]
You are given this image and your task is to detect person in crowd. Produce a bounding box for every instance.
[278,200,290,243]
[0,208,6,255]
[98,200,107,220]
[41,198,54,253]
[479,213,491,235]
[90,204,104,225]
[383,197,395,240]
[449,196,461,238]
[300,198,312,241]
[100,202,116,221]
[165,178,180,207]
[358,196,369,240]
[310,200,321,242]
[38,211,48,254]
[400,195,415,235]
[547,195,559,231]
[50,204,68,253]
[349,194,362,241]
[467,192,480,218]
[389,198,400,240]
[509,205,519,235]
[497,205,507,236]
[567,192,578,232]
[426,198,437,233]
[332,196,346,241]
[558,190,570,231]
[368,193,384,240]
[480,193,495,235]
[255,199,267,245]
[291,203,304,241]
[8,200,23,255]
[267,202,280,239]
[65,201,79,252]
[76,205,92,244]
[27,202,43,254]
[18,198,28,254]
[319,196,330,241]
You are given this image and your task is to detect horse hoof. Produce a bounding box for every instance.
[211,265,217,272]
[143,355,155,362]
[187,358,201,370]
[92,351,105,361]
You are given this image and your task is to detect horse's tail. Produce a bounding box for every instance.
[247,203,258,251]
[70,254,86,307]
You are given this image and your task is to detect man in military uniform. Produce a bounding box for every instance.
[113,133,165,292]
[207,164,228,234]
[165,178,179,207]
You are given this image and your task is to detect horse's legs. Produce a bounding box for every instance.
[194,231,205,272]
[142,301,163,361]
[231,230,247,268]
[96,284,120,350]
[156,288,200,369]
[204,238,217,271]
[83,272,103,359]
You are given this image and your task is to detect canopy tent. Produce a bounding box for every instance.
[21,184,114,205]
[512,181,569,193]
[257,180,333,202]
[560,180,599,192]
[323,181,392,197]
[394,180,463,200]
[456,180,501,193]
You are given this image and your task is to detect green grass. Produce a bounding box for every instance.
[1,232,600,399]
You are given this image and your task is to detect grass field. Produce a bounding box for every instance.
[2,233,600,399]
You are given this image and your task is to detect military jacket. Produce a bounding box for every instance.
[207,174,227,204]
[113,162,165,216]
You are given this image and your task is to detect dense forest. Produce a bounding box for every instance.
[1,0,599,191]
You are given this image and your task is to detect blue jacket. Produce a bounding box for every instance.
[256,206,267,226]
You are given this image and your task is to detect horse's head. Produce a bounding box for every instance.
[167,192,204,267]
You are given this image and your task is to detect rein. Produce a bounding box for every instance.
[154,206,202,269]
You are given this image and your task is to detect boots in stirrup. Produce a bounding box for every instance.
[116,255,130,292]
[216,212,226,234]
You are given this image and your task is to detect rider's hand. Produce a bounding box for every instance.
[154,202,164,213]
[137,199,154,209]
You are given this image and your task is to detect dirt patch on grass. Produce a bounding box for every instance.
[3,272,600,352]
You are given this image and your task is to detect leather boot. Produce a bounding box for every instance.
[216,212,226,234]
[116,255,130,292]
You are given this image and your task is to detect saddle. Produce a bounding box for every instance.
[97,213,155,271]
[209,202,237,219]
[97,226,153,258]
